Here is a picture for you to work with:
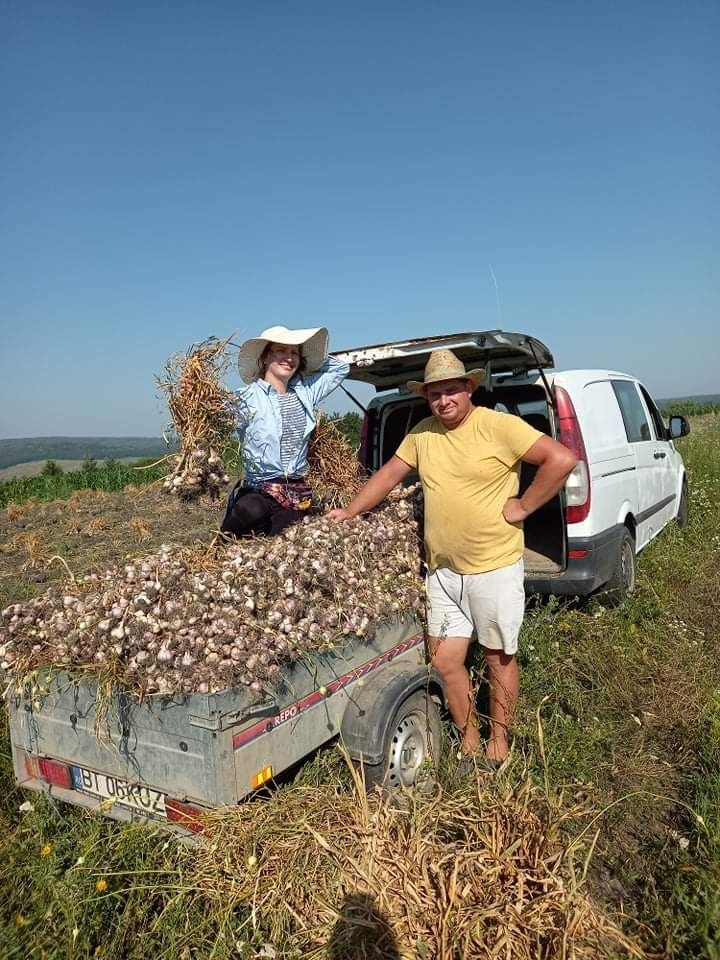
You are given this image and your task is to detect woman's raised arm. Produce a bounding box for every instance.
[304,355,350,406]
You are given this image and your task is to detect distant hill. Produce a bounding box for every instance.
[0,437,176,471]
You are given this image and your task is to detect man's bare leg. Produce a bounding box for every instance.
[428,634,479,755]
[483,649,519,763]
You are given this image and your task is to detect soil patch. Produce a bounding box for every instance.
[0,485,220,607]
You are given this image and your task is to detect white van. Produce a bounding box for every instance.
[334,330,690,604]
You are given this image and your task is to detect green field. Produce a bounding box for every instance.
[1,417,719,958]
[0,458,147,481]
[0,459,169,509]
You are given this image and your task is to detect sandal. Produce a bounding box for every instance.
[455,753,502,778]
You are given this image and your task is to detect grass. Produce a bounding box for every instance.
[0,760,235,959]
[515,415,720,956]
[0,416,719,957]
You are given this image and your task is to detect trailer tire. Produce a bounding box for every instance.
[361,690,442,792]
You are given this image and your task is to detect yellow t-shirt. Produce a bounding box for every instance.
[395,406,543,574]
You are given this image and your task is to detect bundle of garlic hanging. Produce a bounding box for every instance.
[157,337,238,500]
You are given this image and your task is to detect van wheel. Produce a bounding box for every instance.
[676,477,689,529]
[362,691,442,792]
[600,527,636,607]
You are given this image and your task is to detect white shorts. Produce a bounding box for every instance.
[425,559,525,655]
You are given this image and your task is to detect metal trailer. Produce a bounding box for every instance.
[6,614,443,834]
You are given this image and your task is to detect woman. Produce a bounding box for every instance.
[221,325,349,538]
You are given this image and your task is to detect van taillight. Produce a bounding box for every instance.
[25,756,73,789]
[165,798,205,833]
[554,386,591,524]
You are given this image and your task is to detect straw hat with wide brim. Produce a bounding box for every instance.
[407,349,485,395]
[237,326,329,384]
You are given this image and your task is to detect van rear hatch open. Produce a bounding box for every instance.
[332,330,554,390]
[333,329,565,579]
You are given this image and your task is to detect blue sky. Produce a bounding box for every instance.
[1,1,718,437]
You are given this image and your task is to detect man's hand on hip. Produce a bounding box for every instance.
[503,497,530,524]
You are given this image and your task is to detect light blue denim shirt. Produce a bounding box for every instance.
[236,355,350,485]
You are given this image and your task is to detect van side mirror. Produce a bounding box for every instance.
[668,415,690,439]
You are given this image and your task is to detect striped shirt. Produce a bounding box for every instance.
[277,390,307,474]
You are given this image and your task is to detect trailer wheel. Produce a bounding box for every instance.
[362,691,442,792]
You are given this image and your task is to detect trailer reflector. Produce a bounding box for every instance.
[251,766,273,789]
[165,798,205,833]
[25,756,73,789]
[41,759,74,789]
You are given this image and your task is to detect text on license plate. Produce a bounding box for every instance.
[71,766,166,817]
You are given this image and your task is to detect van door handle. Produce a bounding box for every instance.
[653,451,667,459]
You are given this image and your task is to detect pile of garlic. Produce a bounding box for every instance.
[0,486,424,698]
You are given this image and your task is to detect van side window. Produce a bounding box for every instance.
[611,381,652,443]
[638,385,668,441]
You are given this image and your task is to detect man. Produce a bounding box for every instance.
[328,349,576,770]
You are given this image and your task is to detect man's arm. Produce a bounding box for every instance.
[503,436,577,523]
[327,456,412,521]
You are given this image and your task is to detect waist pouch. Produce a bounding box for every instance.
[260,478,313,511]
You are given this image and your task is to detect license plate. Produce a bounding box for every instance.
[71,765,166,818]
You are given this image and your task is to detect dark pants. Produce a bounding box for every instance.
[220,487,303,538]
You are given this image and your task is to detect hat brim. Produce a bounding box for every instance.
[238,326,329,384]
[407,368,485,395]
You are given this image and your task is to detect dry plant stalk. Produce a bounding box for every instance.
[127,517,152,541]
[8,533,52,570]
[68,489,113,507]
[308,414,363,507]
[194,769,644,960]
[82,516,112,537]
[156,337,238,500]
[5,503,29,521]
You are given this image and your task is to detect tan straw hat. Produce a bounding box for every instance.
[237,325,329,384]
[407,349,485,395]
